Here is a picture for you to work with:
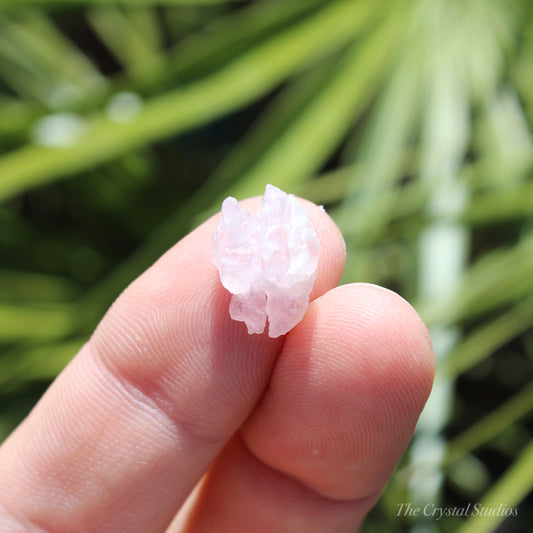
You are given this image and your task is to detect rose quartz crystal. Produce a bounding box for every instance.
[212,184,319,338]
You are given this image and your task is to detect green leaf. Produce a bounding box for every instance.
[0,0,247,9]
[0,269,79,302]
[0,303,75,341]
[87,5,165,82]
[419,232,533,325]
[0,12,104,104]
[439,293,533,379]
[0,0,367,201]
[445,382,533,466]
[0,338,84,390]
[222,3,400,201]
[456,439,533,533]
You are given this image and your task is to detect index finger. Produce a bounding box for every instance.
[0,195,346,533]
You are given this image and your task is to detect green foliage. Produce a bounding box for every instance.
[1,0,532,531]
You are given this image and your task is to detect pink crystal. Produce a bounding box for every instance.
[212,184,320,338]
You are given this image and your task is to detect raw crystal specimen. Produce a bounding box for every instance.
[212,184,319,338]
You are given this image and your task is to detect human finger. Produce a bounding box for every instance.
[0,196,345,533]
[175,283,435,532]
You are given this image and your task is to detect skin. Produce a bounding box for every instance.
[0,196,435,533]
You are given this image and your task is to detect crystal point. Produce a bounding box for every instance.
[212,185,319,338]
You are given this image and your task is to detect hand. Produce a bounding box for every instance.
[0,196,435,532]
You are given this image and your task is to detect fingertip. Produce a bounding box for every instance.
[320,283,435,402]
[293,282,435,425]
[241,282,435,501]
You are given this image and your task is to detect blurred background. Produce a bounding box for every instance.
[0,0,532,531]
